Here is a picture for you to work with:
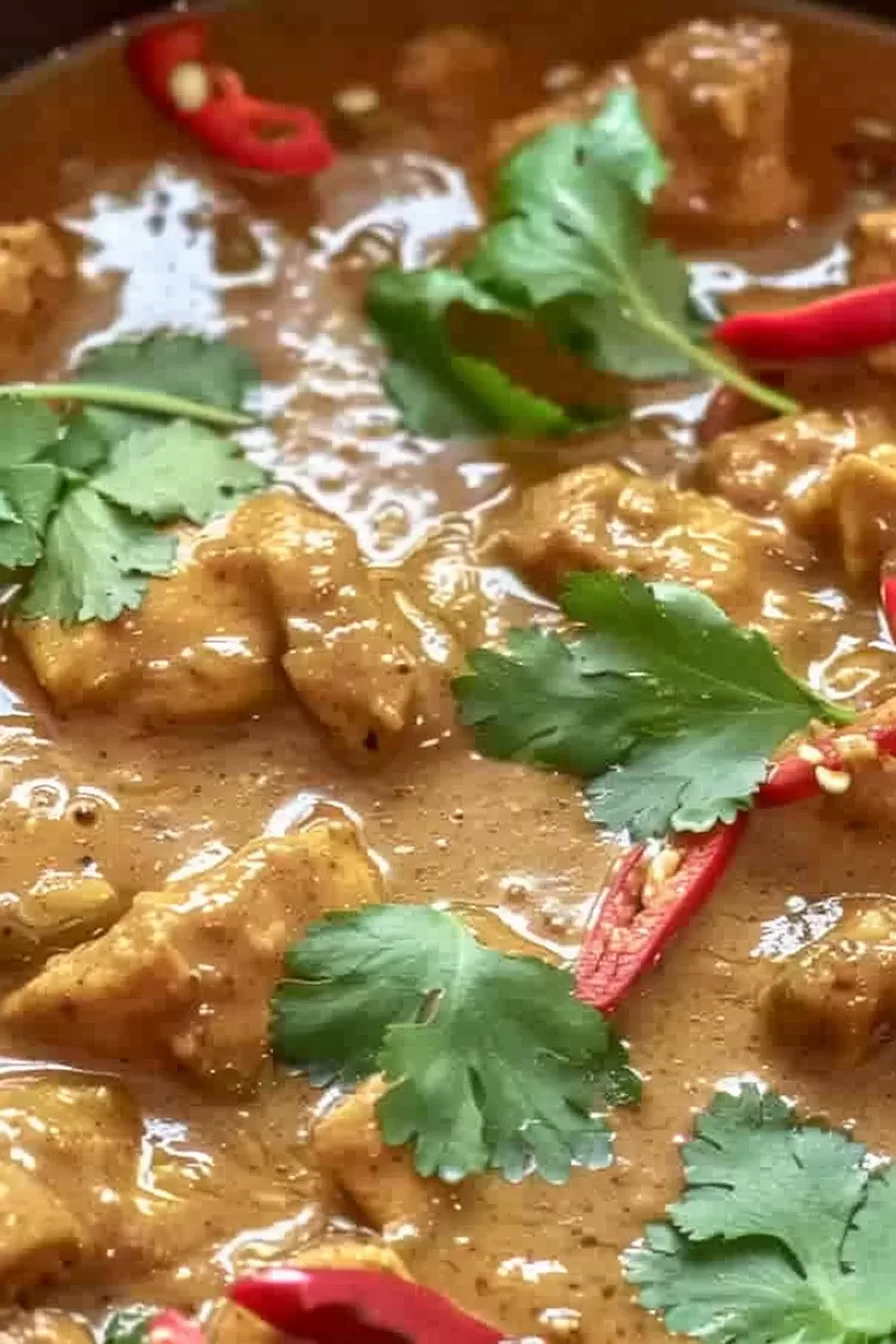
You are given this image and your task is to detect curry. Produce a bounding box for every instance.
[1,1,896,1342]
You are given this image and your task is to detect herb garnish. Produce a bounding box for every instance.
[625,1083,896,1344]
[272,903,639,1184]
[0,333,268,624]
[368,88,797,439]
[453,573,852,839]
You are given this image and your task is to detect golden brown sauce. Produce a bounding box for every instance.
[2,2,896,1340]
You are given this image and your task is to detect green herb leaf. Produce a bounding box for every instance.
[624,1083,896,1344]
[0,402,66,568]
[78,333,259,412]
[101,1306,158,1344]
[0,400,62,464]
[453,573,850,839]
[273,903,639,1183]
[18,488,176,624]
[368,266,606,439]
[93,421,269,525]
[465,87,700,380]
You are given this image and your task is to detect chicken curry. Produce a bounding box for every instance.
[1,1,896,1341]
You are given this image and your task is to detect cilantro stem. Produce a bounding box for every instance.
[635,308,801,417]
[0,383,255,430]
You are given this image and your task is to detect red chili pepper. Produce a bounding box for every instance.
[127,19,335,176]
[230,1268,502,1344]
[882,566,896,644]
[148,1310,206,1344]
[757,714,896,808]
[575,816,749,1013]
[715,282,896,362]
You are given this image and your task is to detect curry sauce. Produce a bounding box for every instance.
[0,2,896,1341]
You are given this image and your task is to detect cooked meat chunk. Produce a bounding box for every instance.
[0,1312,92,1344]
[2,821,383,1089]
[0,1076,141,1298]
[15,492,423,762]
[486,20,802,229]
[635,19,804,228]
[0,874,121,963]
[701,408,893,515]
[0,222,67,317]
[794,442,896,583]
[394,27,506,116]
[208,1242,409,1344]
[497,463,790,607]
[761,900,896,1063]
[850,208,896,374]
[311,1076,437,1237]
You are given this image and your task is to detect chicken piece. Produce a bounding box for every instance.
[850,208,896,375]
[485,20,802,229]
[231,495,421,762]
[311,1077,437,1237]
[761,900,896,1064]
[497,463,790,607]
[0,1312,92,1344]
[2,821,383,1089]
[0,873,121,963]
[394,27,506,120]
[0,223,67,317]
[15,492,423,763]
[791,442,896,583]
[0,1075,141,1299]
[635,19,804,229]
[700,408,893,516]
[208,1242,409,1344]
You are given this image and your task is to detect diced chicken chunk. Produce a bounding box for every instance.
[0,1312,92,1344]
[0,1076,141,1299]
[761,900,896,1063]
[208,1242,409,1344]
[0,223,67,317]
[2,821,383,1089]
[311,1076,436,1237]
[497,463,791,607]
[701,407,896,584]
[635,19,804,228]
[850,208,896,374]
[486,20,803,229]
[15,492,423,763]
[395,27,506,116]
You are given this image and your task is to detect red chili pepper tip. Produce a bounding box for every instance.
[575,817,748,1014]
[128,19,335,177]
[149,1309,206,1344]
[715,281,896,363]
[882,572,896,645]
[758,712,896,809]
[230,1268,503,1344]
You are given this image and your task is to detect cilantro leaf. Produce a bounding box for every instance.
[101,1307,158,1344]
[367,266,603,439]
[466,88,702,379]
[0,402,66,568]
[78,333,258,412]
[624,1083,896,1344]
[0,400,62,463]
[93,421,269,525]
[18,488,176,624]
[453,573,848,839]
[273,903,639,1183]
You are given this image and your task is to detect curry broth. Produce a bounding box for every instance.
[0,1,895,1340]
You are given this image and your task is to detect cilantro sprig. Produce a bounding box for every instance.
[453,572,852,839]
[0,333,269,624]
[625,1083,896,1344]
[272,903,640,1184]
[368,88,796,439]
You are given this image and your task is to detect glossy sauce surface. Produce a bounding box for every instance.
[2,2,896,1340]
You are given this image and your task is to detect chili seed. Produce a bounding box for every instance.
[814,765,852,795]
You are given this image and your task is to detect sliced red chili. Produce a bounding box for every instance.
[757,713,896,808]
[230,1267,502,1344]
[882,568,896,645]
[128,19,334,176]
[714,282,896,362]
[575,816,749,1013]
[148,1310,206,1344]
